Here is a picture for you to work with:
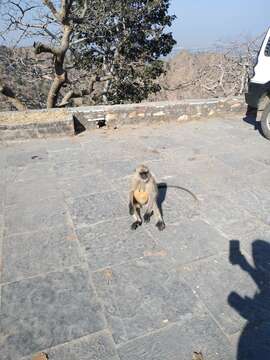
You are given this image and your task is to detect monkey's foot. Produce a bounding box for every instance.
[131,221,142,230]
[143,213,151,223]
[156,221,165,231]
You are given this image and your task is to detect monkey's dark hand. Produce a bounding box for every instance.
[156,221,165,231]
[129,202,134,215]
[131,221,141,230]
[144,212,151,223]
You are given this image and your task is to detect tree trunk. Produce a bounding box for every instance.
[46,60,67,108]
[46,24,72,108]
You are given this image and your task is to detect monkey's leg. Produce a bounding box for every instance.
[153,202,165,231]
[131,204,142,230]
[143,209,153,223]
[143,195,154,223]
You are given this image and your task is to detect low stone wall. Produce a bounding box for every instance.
[0,110,74,141]
[71,96,245,130]
[0,96,246,141]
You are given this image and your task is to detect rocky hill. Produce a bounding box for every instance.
[150,49,251,102]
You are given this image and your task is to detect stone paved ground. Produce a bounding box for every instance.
[0,116,270,360]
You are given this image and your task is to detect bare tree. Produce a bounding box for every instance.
[158,34,265,101]
[1,0,87,109]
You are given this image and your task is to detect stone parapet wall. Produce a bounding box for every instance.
[0,97,246,141]
[0,110,74,141]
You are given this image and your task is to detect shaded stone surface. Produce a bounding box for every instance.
[48,147,86,165]
[45,331,120,360]
[0,183,5,214]
[92,258,204,344]
[0,214,3,282]
[0,115,269,359]
[5,148,48,168]
[12,162,55,183]
[67,191,126,227]
[22,331,120,360]
[58,173,112,198]
[5,178,61,206]
[229,187,270,225]
[0,267,106,359]
[76,217,159,271]
[1,226,83,283]
[52,158,102,179]
[118,316,234,360]
[5,198,70,235]
[151,219,228,265]
[181,253,260,335]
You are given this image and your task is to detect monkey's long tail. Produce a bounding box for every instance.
[158,184,198,202]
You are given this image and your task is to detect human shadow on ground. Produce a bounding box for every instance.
[157,182,167,217]
[228,239,270,360]
[242,106,265,137]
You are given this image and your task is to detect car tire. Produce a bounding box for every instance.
[261,101,270,140]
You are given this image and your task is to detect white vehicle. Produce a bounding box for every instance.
[245,27,270,139]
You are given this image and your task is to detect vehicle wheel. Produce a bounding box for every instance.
[261,101,270,140]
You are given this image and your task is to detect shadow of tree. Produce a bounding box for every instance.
[228,239,270,359]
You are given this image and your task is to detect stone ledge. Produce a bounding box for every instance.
[0,111,74,141]
[70,96,246,129]
[0,96,246,141]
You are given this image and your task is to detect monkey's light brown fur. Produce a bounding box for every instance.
[134,189,149,205]
[32,353,48,360]
[192,351,204,360]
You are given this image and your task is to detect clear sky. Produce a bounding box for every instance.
[0,1,269,49]
[169,0,270,50]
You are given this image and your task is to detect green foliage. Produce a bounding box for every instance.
[73,0,176,104]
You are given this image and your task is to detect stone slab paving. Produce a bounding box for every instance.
[0,116,270,360]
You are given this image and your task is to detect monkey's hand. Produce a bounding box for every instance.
[156,220,165,231]
[129,202,134,215]
[131,221,142,230]
[144,212,151,223]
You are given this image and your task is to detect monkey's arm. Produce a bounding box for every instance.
[129,190,135,215]
[129,178,138,215]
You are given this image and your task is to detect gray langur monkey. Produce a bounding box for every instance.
[192,352,204,360]
[129,164,198,231]
[129,164,165,231]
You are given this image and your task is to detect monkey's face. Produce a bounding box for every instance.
[139,169,150,182]
[136,165,150,182]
